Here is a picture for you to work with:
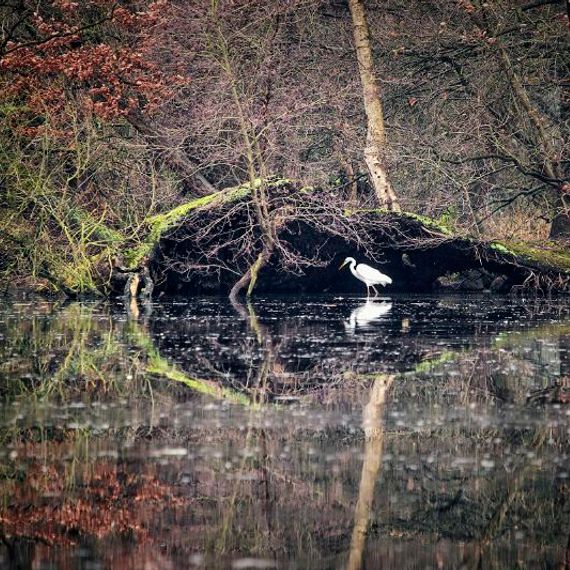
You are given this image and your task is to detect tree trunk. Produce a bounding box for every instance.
[229,245,273,302]
[347,374,393,570]
[348,0,400,212]
[549,185,570,241]
[495,45,568,240]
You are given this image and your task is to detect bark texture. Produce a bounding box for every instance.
[348,0,400,212]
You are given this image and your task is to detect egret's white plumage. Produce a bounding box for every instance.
[340,256,392,298]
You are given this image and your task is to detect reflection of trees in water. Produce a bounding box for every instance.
[230,298,278,405]
[2,411,566,568]
[151,298,403,401]
[0,301,151,401]
[147,298,570,405]
[385,317,570,409]
[0,300,569,568]
[347,374,393,570]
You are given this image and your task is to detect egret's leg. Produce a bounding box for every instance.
[366,285,370,299]
[371,285,379,297]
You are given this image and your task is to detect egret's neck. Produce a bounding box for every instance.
[348,260,358,278]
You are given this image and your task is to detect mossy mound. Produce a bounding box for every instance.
[29,174,551,297]
[123,177,293,269]
[144,184,569,295]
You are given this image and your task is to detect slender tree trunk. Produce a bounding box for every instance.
[211,15,277,298]
[496,45,568,240]
[348,0,400,212]
[228,248,273,302]
[549,186,570,241]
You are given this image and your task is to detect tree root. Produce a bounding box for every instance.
[120,262,154,303]
[229,250,270,302]
[247,253,265,296]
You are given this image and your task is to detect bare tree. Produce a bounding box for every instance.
[472,0,568,240]
[348,0,401,211]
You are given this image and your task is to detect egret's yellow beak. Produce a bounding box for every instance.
[339,260,348,270]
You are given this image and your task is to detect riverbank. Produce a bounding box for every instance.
[3,180,569,298]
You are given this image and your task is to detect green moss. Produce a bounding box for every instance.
[128,321,254,407]
[246,253,264,297]
[349,352,460,380]
[125,177,291,269]
[349,208,454,235]
[399,211,454,235]
[494,322,570,348]
[124,190,231,267]
[493,241,570,272]
[490,242,514,255]
[413,351,458,374]
[57,258,101,295]
[351,206,567,274]
[147,359,253,407]
[438,207,457,228]
[67,207,125,245]
[124,197,215,268]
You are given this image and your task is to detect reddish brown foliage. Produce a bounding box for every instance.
[0,442,188,545]
[0,0,187,134]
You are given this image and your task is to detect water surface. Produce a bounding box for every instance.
[0,295,569,569]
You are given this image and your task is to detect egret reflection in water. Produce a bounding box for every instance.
[346,299,393,332]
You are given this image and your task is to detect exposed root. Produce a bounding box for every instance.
[124,273,140,299]
[247,253,265,297]
[230,247,272,301]
[511,269,570,297]
[121,264,154,304]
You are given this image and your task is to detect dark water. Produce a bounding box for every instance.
[0,295,569,569]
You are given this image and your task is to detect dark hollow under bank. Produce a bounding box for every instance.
[148,207,570,297]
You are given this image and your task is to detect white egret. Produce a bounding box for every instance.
[339,257,392,298]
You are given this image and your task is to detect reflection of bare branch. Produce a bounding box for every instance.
[460,430,549,570]
[230,297,280,404]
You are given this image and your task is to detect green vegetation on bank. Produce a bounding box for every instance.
[1,171,569,296]
[124,177,292,269]
[492,241,570,273]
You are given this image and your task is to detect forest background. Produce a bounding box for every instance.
[0,0,568,296]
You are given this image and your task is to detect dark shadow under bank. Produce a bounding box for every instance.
[151,213,570,297]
